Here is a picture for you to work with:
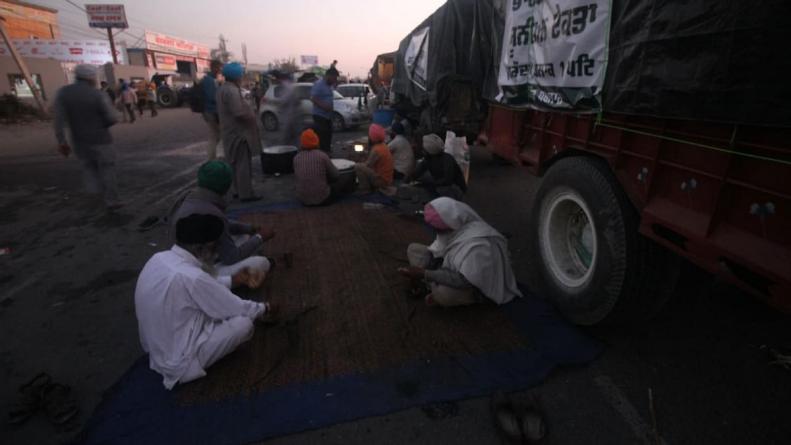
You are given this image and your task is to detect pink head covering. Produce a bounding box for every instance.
[368,124,386,143]
[424,203,450,231]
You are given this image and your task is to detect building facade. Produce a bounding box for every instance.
[0,0,60,39]
[126,31,211,79]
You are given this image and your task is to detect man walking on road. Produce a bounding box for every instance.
[100,81,115,104]
[54,64,122,210]
[201,60,223,159]
[146,82,159,117]
[310,64,339,153]
[121,82,137,123]
[115,79,128,123]
[217,62,261,202]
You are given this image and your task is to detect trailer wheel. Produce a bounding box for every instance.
[158,90,176,108]
[528,157,679,325]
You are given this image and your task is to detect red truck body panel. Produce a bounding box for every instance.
[486,104,791,311]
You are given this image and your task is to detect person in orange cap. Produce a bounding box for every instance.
[354,124,394,193]
[293,128,341,206]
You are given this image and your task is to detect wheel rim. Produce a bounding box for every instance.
[160,95,171,106]
[263,114,277,131]
[332,115,344,132]
[539,190,597,289]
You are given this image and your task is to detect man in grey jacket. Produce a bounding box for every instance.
[54,64,121,209]
[217,62,260,202]
[171,161,275,273]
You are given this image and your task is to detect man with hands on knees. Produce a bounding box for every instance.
[135,213,279,390]
[172,160,276,281]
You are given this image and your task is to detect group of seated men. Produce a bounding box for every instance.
[134,127,521,390]
[292,122,468,206]
[135,162,276,390]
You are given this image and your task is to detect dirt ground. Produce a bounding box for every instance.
[1,107,789,444]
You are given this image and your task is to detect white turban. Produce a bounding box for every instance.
[75,64,97,81]
[423,134,445,155]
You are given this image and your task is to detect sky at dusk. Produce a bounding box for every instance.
[32,0,446,76]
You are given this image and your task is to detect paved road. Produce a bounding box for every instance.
[0,108,788,444]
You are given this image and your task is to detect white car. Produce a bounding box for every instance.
[259,83,370,133]
[337,83,375,102]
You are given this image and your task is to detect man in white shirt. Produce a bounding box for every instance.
[388,122,414,180]
[135,214,276,390]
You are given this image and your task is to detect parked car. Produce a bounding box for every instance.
[259,83,370,133]
[337,83,374,102]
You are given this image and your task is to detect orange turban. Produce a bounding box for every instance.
[300,129,320,150]
[368,124,386,143]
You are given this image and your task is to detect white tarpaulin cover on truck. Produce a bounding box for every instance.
[498,0,611,110]
[393,0,791,125]
[404,27,430,90]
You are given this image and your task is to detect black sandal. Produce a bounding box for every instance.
[491,392,547,444]
[41,383,79,426]
[7,373,51,425]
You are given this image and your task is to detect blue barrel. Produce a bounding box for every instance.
[372,109,396,127]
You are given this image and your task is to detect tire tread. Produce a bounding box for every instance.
[527,156,680,325]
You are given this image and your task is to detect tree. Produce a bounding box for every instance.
[210,35,232,63]
[269,57,299,73]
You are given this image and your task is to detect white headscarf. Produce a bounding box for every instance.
[427,197,522,304]
[75,64,97,81]
[423,134,444,155]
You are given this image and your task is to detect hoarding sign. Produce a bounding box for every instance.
[300,55,318,65]
[404,27,429,90]
[154,53,178,71]
[144,31,210,59]
[0,39,115,65]
[498,0,611,110]
[85,4,128,29]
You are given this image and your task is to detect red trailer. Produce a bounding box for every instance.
[388,0,791,324]
[485,106,791,324]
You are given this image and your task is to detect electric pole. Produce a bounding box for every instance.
[107,28,118,64]
[0,16,47,115]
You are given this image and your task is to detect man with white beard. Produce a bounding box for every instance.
[134,214,276,389]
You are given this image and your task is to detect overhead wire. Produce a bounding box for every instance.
[56,0,108,38]
[55,0,214,51]
[57,23,104,40]
[58,0,145,45]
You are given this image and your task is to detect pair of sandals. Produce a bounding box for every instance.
[8,373,79,427]
[491,392,547,444]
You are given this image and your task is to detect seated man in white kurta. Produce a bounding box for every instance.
[134,213,275,389]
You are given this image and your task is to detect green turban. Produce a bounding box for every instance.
[197,161,233,195]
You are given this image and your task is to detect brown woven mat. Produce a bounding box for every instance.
[177,202,528,404]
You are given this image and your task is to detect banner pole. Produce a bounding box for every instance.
[107,27,118,64]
